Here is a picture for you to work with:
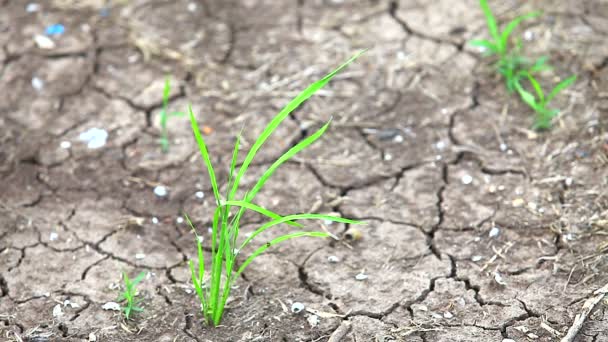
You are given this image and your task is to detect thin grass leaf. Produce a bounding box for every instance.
[236,231,330,278]
[220,200,303,227]
[546,75,576,104]
[499,12,540,51]
[239,213,362,251]
[516,83,539,110]
[131,271,146,287]
[228,50,366,202]
[479,0,500,47]
[189,105,221,206]
[529,56,551,73]
[526,73,545,104]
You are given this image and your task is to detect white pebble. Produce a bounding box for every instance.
[102,302,121,311]
[489,226,500,238]
[494,271,507,286]
[471,255,483,262]
[307,314,319,327]
[176,217,184,224]
[26,3,40,12]
[52,304,64,318]
[393,135,403,143]
[187,2,197,11]
[499,143,508,151]
[49,232,58,241]
[31,77,44,91]
[435,141,446,150]
[34,34,55,49]
[443,311,453,319]
[384,153,393,161]
[355,273,368,281]
[564,177,573,187]
[60,141,71,149]
[327,255,340,263]
[135,253,145,260]
[524,30,534,41]
[79,127,108,149]
[195,191,205,199]
[291,302,305,314]
[461,174,473,185]
[153,185,168,197]
[502,339,516,342]
[151,217,159,224]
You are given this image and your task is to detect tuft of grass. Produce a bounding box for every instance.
[471,0,577,130]
[185,51,366,326]
[470,0,541,92]
[118,271,146,320]
[159,76,185,153]
[515,73,577,130]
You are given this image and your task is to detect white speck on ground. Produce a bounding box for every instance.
[49,232,58,241]
[153,185,168,197]
[461,174,473,185]
[60,141,71,149]
[195,191,205,199]
[355,273,368,281]
[102,302,121,311]
[291,302,305,314]
[79,128,108,149]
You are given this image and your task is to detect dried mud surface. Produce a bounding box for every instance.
[1,0,608,341]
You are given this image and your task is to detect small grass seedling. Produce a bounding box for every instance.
[470,0,543,92]
[186,51,366,326]
[118,271,146,320]
[515,73,577,130]
[159,76,185,153]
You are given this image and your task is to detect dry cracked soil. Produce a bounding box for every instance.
[1,0,608,341]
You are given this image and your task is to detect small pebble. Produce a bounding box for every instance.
[393,135,403,143]
[461,174,473,185]
[26,3,40,12]
[564,177,573,187]
[34,34,55,49]
[435,141,446,150]
[187,2,197,12]
[523,30,534,41]
[327,255,340,263]
[60,141,71,149]
[79,127,108,149]
[527,202,537,211]
[512,198,525,207]
[441,108,449,115]
[102,302,121,311]
[135,253,145,260]
[49,232,58,241]
[195,191,205,199]
[443,311,453,319]
[291,302,305,314]
[152,217,159,224]
[89,333,97,342]
[176,217,184,224]
[52,304,64,318]
[499,143,508,152]
[384,153,393,161]
[153,185,168,197]
[489,226,500,238]
[307,314,319,327]
[494,271,507,286]
[502,339,515,342]
[527,333,539,339]
[471,255,483,262]
[355,272,368,281]
[31,77,44,91]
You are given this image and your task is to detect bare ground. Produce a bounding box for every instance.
[1,0,608,341]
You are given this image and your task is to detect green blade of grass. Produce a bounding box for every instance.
[479,0,500,48]
[220,200,303,227]
[228,50,366,203]
[499,12,541,51]
[546,75,576,104]
[189,105,221,206]
[131,271,146,287]
[515,82,539,111]
[239,213,363,252]
[526,73,545,104]
[246,119,331,203]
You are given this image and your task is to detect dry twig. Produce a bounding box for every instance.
[561,282,608,342]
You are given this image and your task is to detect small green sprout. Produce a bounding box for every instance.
[117,271,146,320]
[159,76,185,153]
[185,51,366,326]
[470,0,541,92]
[515,73,577,130]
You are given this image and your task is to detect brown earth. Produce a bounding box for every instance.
[1,0,608,341]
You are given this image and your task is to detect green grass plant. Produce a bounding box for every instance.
[159,76,185,153]
[185,51,365,326]
[118,271,146,320]
[471,0,577,130]
[515,73,577,130]
[470,0,542,92]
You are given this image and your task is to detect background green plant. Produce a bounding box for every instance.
[159,76,184,153]
[471,0,576,129]
[186,51,365,326]
[118,271,146,320]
